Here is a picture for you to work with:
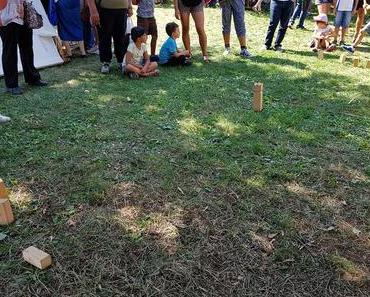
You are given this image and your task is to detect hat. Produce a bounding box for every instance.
[313,14,328,24]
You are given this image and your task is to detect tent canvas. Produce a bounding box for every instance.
[0,0,63,76]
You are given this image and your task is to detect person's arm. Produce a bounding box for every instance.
[128,0,133,16]
[86,0,100,25]
[352,0,359,15]
[253,0,263,11]
[141,51,150,72]
[126,51,143,68]
[174,0,180,19]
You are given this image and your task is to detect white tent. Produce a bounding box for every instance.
[0,0,63,76]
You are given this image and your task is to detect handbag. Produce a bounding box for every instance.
[23,1,43,29]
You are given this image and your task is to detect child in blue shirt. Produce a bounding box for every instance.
[159,22,192,66]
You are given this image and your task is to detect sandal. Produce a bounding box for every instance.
[203,56,210,63]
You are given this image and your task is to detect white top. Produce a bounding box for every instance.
[0,0,24,26]
[336,0,354,11]
[314,26,333,37]
[124,42,147,65]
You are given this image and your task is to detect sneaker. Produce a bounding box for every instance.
[262,45,273,50]
[223,47,231,56]
[0,114,11,124]
[6,87,23,95]
[240,48,252,58]
[296,25,306,30]
[342,45,355,54]
[118,63,125,74]
[274,45,285,52]
[184,58,192,66]
[128,72,139,79]
[87,46,99,55]
[101,63,110,74]
[203,56,210,63]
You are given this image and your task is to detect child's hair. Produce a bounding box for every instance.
[166,22,179,37]
[131,26,145,42]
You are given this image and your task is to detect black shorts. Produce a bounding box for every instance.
[137,16,158,36]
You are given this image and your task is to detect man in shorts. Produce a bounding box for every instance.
[132,0,158,56]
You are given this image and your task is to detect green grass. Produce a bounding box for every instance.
[1,7,370,296]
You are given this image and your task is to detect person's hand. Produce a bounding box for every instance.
[90,11,100,26]
[175,8,180,20]
[252,2,262,11]
[128,7,133,17]
[351,9,356,16]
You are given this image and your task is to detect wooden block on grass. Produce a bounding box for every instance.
[353,57,360,67]
[366,60,370,69]
[253,82,264,112]
[318,50,324,60]
[0,179,8,198]
[22,246,52,270]
[340,54,346,64]
[0,198,14,225]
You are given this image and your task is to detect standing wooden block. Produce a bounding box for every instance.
[22,246,52,270]
[318,50,324,60]
[0,198,14,225]
[340,54,346,64]
[0,179,8,198]
[353,57,360,67]
[253,82,263,112]
[366,60,370,69]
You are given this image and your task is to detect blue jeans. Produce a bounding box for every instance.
[289,0,311,27]
[265,0,294,48]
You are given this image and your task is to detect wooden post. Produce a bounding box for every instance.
[0,179,8,198]
[353,57,360,67]
[253,82,263,112]
[318,50,324,60]
[0,198,14,225]
[340,54,346,64]
[22,246,52,270]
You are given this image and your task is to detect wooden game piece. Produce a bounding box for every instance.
[22,246,52,270]
[340,54,346,64]
[366,60,370,69]
[253,82,263,112]
[0,179,8,198]
[0,198,14,225]
[318,50,324,60]
[353,57,360,67]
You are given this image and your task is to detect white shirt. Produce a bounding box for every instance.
[336,0,354,11]
[124,42,147,65]
[0,0,24,26]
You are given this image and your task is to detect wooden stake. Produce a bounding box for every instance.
[0,179,8,198]
[22,246,52,270]
[0,198,14,225]
[253,82,263,112]
[340,54,346,64]
[318,50,324,60]
[353,57,360,67]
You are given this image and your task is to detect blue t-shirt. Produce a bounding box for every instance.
[159,37,177,64]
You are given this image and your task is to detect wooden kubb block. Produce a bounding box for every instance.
[0,178,9,198]
[318,50,324,60]
[23,246,52,270]
[340,54,346,64]
[366,60,370,69]
[0,198,14,225]
[353,57,360,67]
[253,83,263,112]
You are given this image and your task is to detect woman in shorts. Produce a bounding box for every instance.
[315,0,333,14]
[353,0,365,41]
[174,0,209,62]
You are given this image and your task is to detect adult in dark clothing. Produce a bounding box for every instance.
[0,0,47,95]
[86,0,133,74]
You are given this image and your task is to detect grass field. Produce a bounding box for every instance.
[1,6,370,296]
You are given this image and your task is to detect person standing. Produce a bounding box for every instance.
[0,0,48,95]
[173,0,209,63]
[288,0,312,29]
[220,0,252,58]
[254,0,295,51]
[86,0,133,74]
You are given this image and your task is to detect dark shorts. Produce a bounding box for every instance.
[137,16,158,36]
[178,0,204,13]
[315,0,333,4]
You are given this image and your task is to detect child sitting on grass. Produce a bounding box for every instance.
[123,27,159,79]
[311,14,336,52]
[159,22,192,66]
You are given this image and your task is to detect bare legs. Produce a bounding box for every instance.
[180,9,208,59]
[317,3,330,14]
[223,34,246,47]
[353,7,365,41]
